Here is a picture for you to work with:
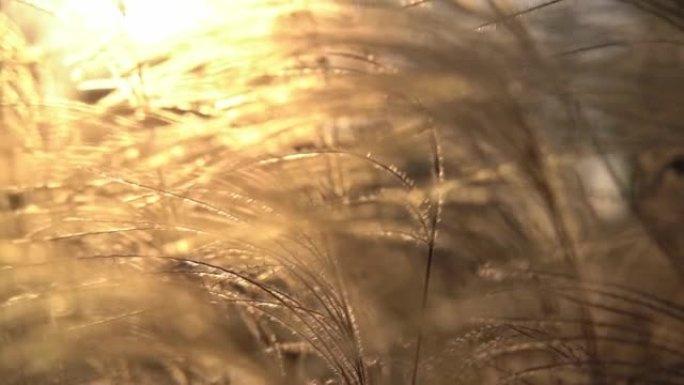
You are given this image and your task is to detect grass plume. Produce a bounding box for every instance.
[2,0,684,384]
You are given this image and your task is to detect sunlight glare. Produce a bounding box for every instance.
[56,0,214,47]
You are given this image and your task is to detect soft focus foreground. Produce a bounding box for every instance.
[2,1,684,384]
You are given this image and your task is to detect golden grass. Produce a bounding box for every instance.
[2,1,684,384]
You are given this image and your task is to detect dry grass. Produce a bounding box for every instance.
[2,1,684,384]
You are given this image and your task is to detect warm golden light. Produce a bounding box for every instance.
[55,0,214,45]
[3,2,684,385]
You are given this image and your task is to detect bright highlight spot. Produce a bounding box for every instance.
[120,0,213,45]
[51,0,214,49]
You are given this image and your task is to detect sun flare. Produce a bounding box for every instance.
[3,1,684,385]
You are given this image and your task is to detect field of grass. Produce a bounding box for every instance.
[2,1,684,384]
